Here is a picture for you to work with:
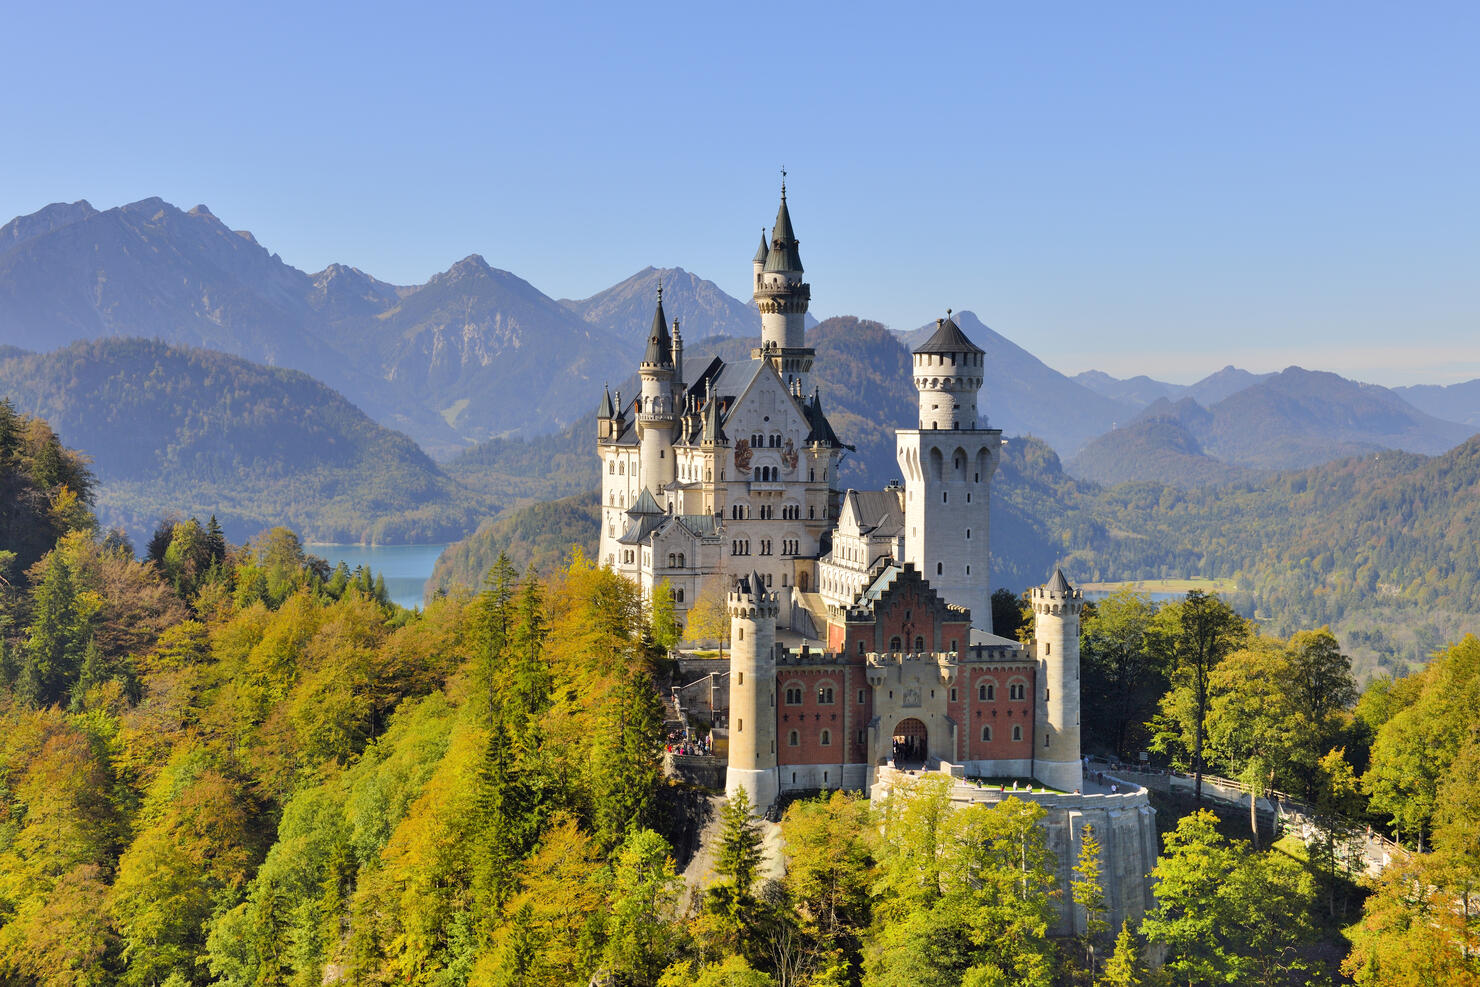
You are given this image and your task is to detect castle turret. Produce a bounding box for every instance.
[597,383,616,442]
[1032,570,1083,793]
[752,183,814,392]
[896,313,1002,629]
[725,570,779,814]
[638,285,676,491]
[670,317,685,409]
[752,229,769,287]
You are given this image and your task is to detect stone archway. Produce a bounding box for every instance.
[892,717,928,767]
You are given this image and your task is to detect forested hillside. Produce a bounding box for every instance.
[0,340,490,544]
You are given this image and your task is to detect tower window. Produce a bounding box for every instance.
[820,729,831,747]
[737,672,743,685]
[1045,733,1051,748]
[982,725,992,742]
[1012,725,1022,742]
[937,562,943,575]
[942,492,948,503]
[1045,643,1051,656]
[788,730,799,746]
[950,687,957,702]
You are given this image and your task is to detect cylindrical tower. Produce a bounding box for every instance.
[913,311,984,431]
[753,185,814,392]
[725,570,779,815]
[896,312,1000,629]
[1032,570,1083,793]
[638,289,675,490]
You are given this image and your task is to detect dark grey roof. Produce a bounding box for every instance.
[753,231,769,265]
[617,513,667,545]
[1046,569,1072,594]
[626,487,665,517]
[914,314,984,356]
[701,387,727,443]
[804,388,851,449]
[842,489,904,536]
[642,294,673,367]
[676,514,720,538]
[598,384,614,419]
[763,194,803,273]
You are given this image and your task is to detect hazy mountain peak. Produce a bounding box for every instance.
[0,199,99,255]
[188,204,215,218]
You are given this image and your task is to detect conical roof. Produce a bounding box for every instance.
[627,487,665,517]
[753,230,769,264]
[763,192,804,273]
[701,388,727,443]
[598,384,614,419]
[914,313,984,355]
[642,290,673,367]
[1046,568,1073,594]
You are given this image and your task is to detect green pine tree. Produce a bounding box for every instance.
[19,552,88,707]
[68,635,107,711]
[1096,921,1145,987]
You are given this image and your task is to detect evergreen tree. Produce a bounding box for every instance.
[19,552,89,707]
[68,635,107,711]
[591,669,665,847]
[1072,824,1109,976]
[1096,921,1145,987]
[505,570,551,753]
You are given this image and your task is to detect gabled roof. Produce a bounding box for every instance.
[914,313,984,356]
[839,488,904,537]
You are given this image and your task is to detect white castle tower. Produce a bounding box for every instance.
[637,285,677,490]
[752,182,814,393]
[896,312,1002,630]
[1032,569,1083,793]
[725,570,779,814]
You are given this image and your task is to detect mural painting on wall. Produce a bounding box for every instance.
[734,438,753,473]
[781,438,798,472]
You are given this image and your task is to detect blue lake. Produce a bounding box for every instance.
[308,543,448,610]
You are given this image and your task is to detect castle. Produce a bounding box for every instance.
[598,185,1089,807]
[600,185,1157,933]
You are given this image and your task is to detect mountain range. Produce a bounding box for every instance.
[0,338,491,543]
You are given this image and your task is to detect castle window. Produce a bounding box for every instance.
[981,725,992,742]
[937,563,943,576]
[678,553,684,567]
[820,729,831,747]
[915,636,925,650]
[857,641,865,655]
[1012,725,1022,742]
[965,565,971,575]
[966,493,971,503]
[950,687,957,702]
[858,689,866,703]
[660,449,665,458]
[738,719,743,732]
[951,639,958,652]
[974,472,980,482]
[738,628,744,641]
[1046,688,1050,701]
[809,506,815,519]
[817,686,835,705]
[609,462,615,473]
[785,686,803,705]
[942,492,948,503]
[1045,733,1051,748]
[890,636,902,651]
[737,672,743,685]
[788,730,799,746]
[857,729,866,744]
[1010,682,1025,701]
[965,529,970,539]
[979,682,995,701]
[619,463,625,475]
[676,589,684,603]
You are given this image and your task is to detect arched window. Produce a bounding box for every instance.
[619,462,625,475]
[677,553,685,567]
[820,729,831,747]
[1012,725,1023,742]
[981,725,993,742]
[788,730,799,746]
[937,562,943,575]
[857,640,866,654]
[817,685,835,705]
[1010,681,1026,701]
[676,589,684,603]
[914,636,925,650]
[784,685,803,705]
[890,636,902,651]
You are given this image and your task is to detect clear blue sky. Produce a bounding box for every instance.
[4,2,1476,385]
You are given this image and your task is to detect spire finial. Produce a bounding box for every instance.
[780,165,787,198]
[656,274,663,301]
[947,308,953,319]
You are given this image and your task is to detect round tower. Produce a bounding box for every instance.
[1031,569,1083,793]
[913,310,984,430]
[638,285,676,490]
[896,312,1001,629]
[752,182,814,391]
[725,570,779,815]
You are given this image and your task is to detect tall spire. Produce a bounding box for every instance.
[642,281,673,368]
[765,187,802,273]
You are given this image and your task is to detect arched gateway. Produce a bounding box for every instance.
[891,718,928,766]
